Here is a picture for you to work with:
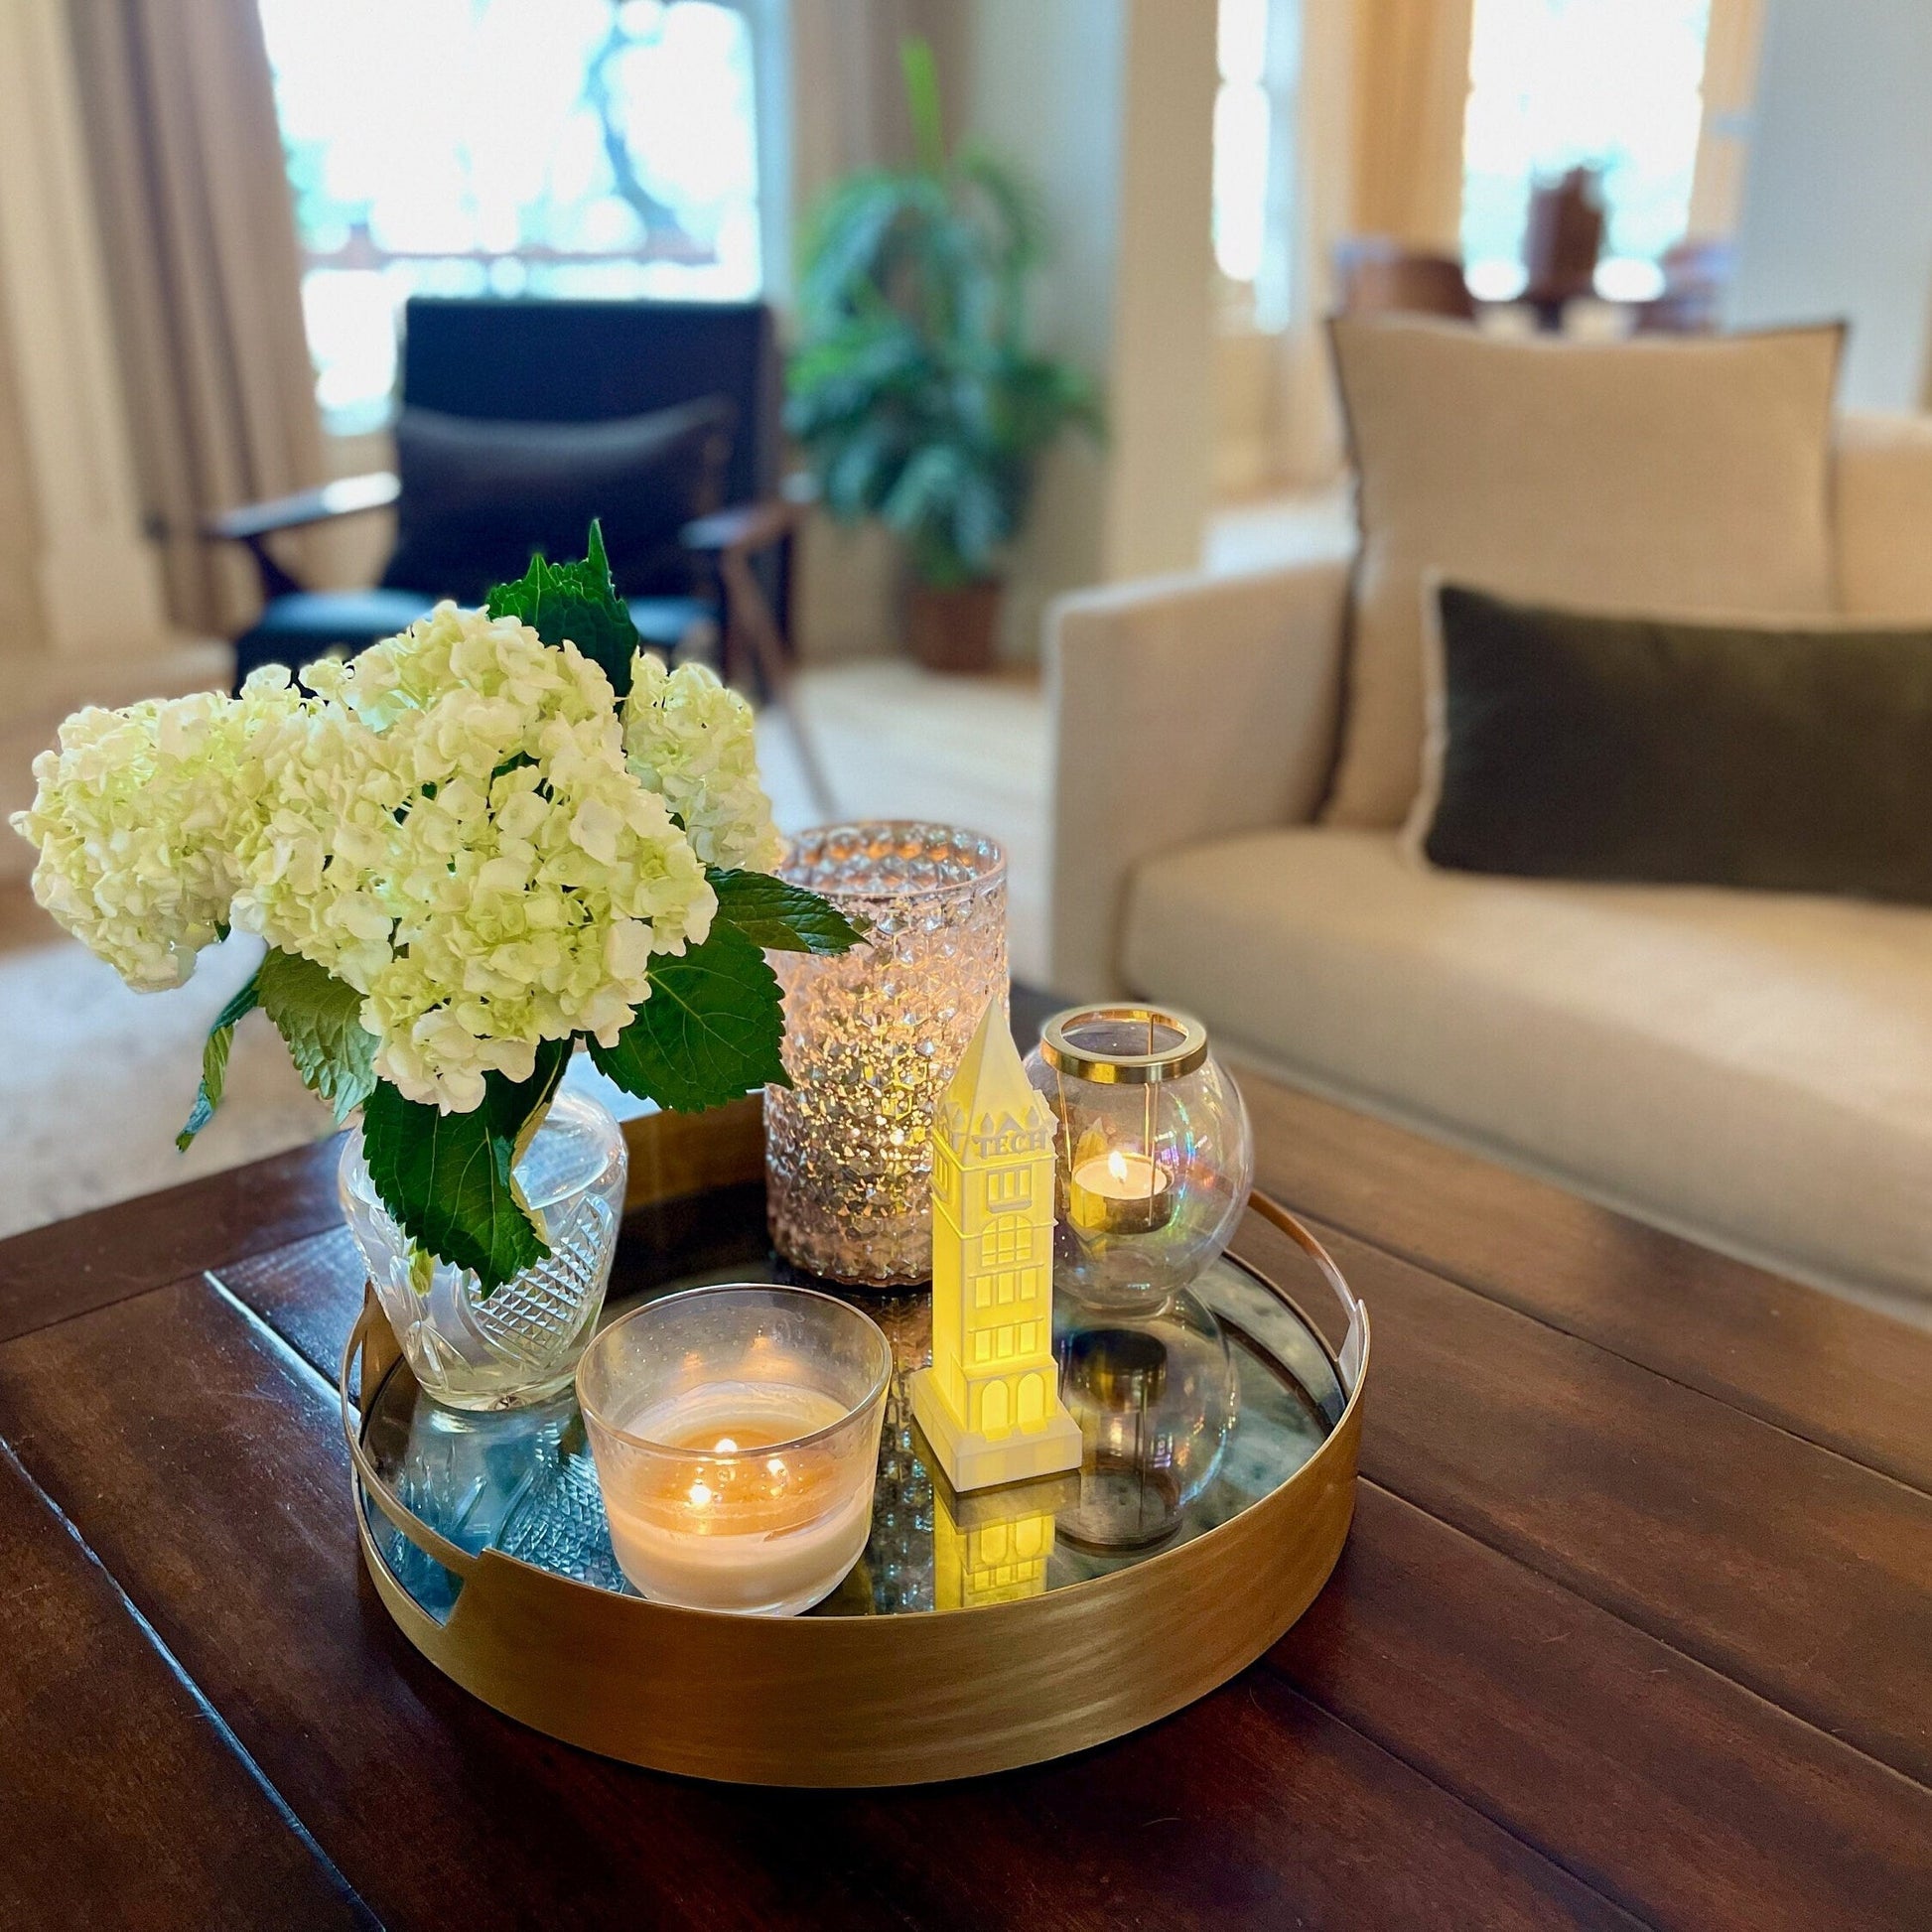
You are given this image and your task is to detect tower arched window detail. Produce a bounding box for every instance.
[981,1216,1031,1268]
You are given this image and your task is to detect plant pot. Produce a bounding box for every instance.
[906,580,1004,674]
[340,1087,628,1411]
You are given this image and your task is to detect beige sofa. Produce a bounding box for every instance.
[1045,412,1932,1321]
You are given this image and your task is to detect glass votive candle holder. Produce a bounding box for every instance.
[1054,1292,1239,1552]
[1024,1006,1254,1311]
[576,1285,892,1616]
[764,822,1008,1286]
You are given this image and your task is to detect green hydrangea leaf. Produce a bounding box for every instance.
[589,922,790,1112]
[484,519,639,698]
[256,948,378,1126]
[176,969,262,1151]
[708,868,869,955]
[359,1040,570,1292]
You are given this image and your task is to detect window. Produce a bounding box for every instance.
[1461,0,1712,302]
[1212,0,1296,329]
[258,0,764,432]
[986,1169,1030,1211]
[981,1218,1030,1268]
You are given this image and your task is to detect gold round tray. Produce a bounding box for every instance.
[342,1111,1369,1788]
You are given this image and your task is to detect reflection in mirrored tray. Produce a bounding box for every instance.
[360,1249,1344,1625]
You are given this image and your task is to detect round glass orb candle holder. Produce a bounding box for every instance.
[765,823,1008,1286]
[575,1285,893,1615]
[1024,1006,1253,1311]
[1056,1290,1240,1552]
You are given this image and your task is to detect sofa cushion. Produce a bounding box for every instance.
[1121,828,1932,1305]
[1323,318,1843,829]
[1410,582,1932,904]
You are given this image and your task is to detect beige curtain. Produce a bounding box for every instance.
[0,261,48,654]
[68,0,323,636]
[784,0,964,245]
[1350,0,1476,253]
[1275,0,1475,483]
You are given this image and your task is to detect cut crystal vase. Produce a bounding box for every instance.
[340,1086,627,1411]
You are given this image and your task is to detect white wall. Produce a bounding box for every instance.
[1726,0,1932,410]
[963,0,1215,655]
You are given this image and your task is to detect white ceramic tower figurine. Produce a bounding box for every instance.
[910,999,1084,1490]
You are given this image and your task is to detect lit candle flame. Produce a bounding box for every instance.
[1107,1148,1131,1182]
[713,1437,738,1453]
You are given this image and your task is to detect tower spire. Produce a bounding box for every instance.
[942,1000,1053,1153]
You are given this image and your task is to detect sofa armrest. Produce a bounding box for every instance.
[1044,551,1351,999]
[1835,411,1932,620]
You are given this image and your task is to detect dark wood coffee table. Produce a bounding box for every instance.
[1,992,1927,1930]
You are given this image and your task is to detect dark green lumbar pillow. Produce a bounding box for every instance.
[1412,583,1932,903]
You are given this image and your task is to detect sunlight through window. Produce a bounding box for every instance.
[1212,0,1296,330]
[258,0,763,431]
[1461,0,1710,303]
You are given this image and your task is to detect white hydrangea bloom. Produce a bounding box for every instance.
[11,604,734,1117]
[282,605,715,1113]
[621,652,784,873]
[227,668,403,994]
[9,683,295,991]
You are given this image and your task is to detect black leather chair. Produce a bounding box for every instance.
[209,298,820,798]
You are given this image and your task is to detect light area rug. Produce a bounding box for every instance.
[0,658,1050,1236]
[0,927,332,1238]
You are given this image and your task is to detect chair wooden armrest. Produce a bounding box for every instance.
[204,473,400,543]
[204,473,401,603]
[679,495,803,557]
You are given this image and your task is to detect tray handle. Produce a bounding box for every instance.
[1244,1192,1369,1397]
[339,1296,481,1584]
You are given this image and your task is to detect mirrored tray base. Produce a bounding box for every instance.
[343,1101,1370,1787]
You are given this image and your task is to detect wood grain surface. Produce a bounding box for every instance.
[0,1136,342,1345]
[0,1009,1927,1929]
[0,1440,373,1931]
[1241,1077,1932,1493]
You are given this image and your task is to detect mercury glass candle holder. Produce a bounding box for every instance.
[1023,1006,1253,1311]
[576,1284,892,1615]
[765,823,1008,1286]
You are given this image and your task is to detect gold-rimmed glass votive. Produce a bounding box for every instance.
[1024,1005,1253,1310]
[576,1285,892,1615]
[764,823,1008,1286]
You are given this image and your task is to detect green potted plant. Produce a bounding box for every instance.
[785,40,1101,673]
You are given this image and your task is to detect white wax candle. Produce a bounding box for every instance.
[601,1380,874,1615]
[1068,1148,1173,1234]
